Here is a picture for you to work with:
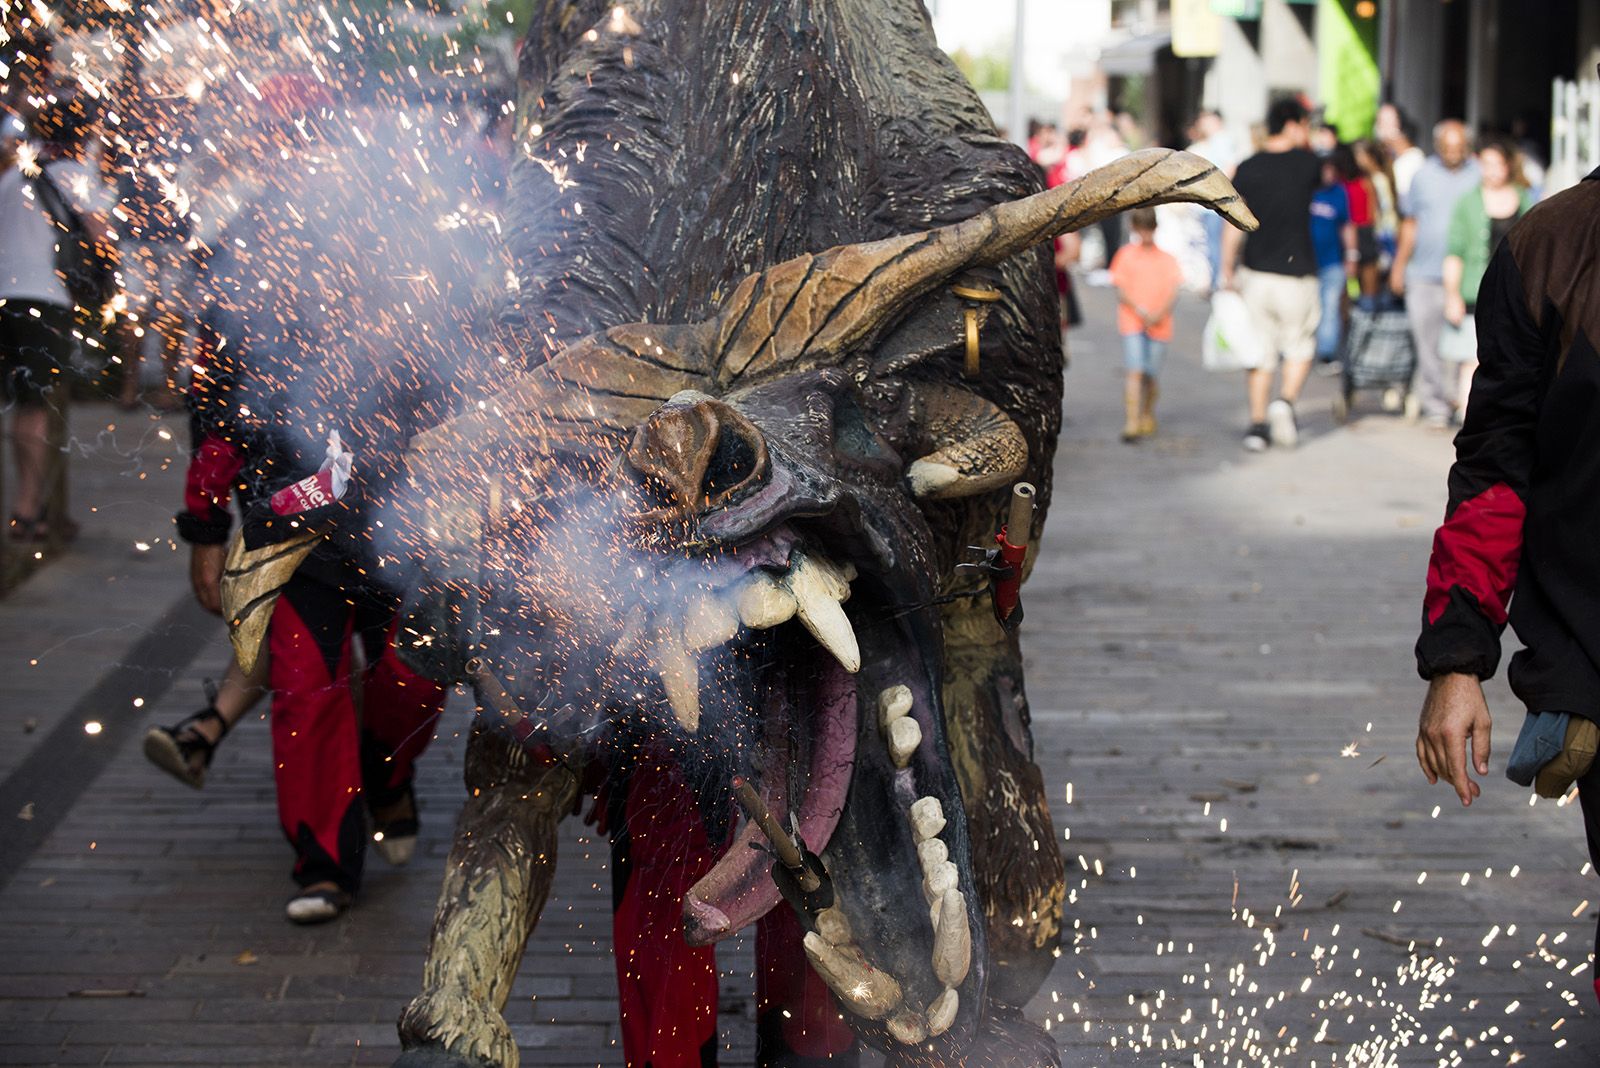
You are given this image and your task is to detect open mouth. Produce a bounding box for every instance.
[617,524,974,1039]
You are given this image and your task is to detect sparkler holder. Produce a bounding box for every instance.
[957,482,1034,631]
[733,775,835,916]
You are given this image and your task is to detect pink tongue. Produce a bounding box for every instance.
[682,663,858,945]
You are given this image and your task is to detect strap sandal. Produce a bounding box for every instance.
[369,781,419,867]
[7,514,40,542]
[285,885,351,925]
[142,696,230,789]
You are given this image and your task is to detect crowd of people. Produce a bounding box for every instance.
[1029,97,1546,451]
[2,9,513,924]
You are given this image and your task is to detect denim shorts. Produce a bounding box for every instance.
[1121,331,1167,376]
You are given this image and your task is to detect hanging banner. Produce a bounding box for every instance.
[1174,0,1224,57]
[1317,0,1380,141]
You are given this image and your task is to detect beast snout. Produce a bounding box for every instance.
[624,391,769,522]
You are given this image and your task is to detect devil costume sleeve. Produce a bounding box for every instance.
[1417,167,1600,716]
[176,317,247,546]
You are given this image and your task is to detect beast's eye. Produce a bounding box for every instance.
[832,391,897,468]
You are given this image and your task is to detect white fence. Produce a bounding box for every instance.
[1551,77,1600,194]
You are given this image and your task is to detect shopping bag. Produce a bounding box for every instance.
[1439,314,1477,364]
[1202,290,1264,372]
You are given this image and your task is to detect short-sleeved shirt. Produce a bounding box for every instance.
[1230,148,1322,277]
[1400,156,1482,283]
[1109,240,1184,340]
[1310,184,1350,270]
[0,156,114,307]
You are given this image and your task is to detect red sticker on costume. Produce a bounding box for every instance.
[270,469,338,515]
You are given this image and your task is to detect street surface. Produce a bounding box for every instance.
[2,286,1597,1066]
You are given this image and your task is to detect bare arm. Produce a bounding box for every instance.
[1417,673,1493,807]
[1220,224,1243,290]
[1390,217,1416,295]
[1442,254,1466,325]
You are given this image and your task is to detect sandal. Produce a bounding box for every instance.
[369,781,419,867]
[7,514,40,542]
[285,884,351,925]
[142,692,229,789]
[30,515,80,544]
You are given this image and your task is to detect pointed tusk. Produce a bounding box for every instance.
[802,933,903,1020]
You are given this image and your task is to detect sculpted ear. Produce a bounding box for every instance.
[905,385,1028,500]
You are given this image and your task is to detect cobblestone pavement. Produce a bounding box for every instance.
[3,287,1599,1067]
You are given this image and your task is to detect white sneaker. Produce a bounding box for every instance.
[1267,399,1298,449]
[285,887,350,925]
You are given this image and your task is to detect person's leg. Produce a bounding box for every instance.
[1277,275,1320,408]
[756,906,859,1066]
[1140,341,1165,436]
[1120,334,1145,442]
[1407,281,1450,422]
[143,652,269,788]
[8,405,49,523]
[1575,765,1600,1007]
[1239,271,1277,430]
[1315,264,1344,362]
[267,574,366,906]
[1201,210,1224,291]
[611,753,722,1068]
[2,303,71,525]
[355,608,445,852]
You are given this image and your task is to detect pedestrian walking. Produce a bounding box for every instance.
[1390,120,1480,429]
[1376,102,1425,200]
[1354,139,1400,282]
[1188,109,1238,291]
[1310,154,1357,370]
[1440,139,1533,420]
[172,121,450,926]
[1412,161,1600,1006]
[0,94,112,543]
[1220,97,1322,451]
[1108,207,1182,443]
[1336,144,1382,303]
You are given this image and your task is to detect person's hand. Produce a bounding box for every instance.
[1445,293,1467,328]
[190,542,227,616]
[1388,268,1406,297]
[1218,268,1236,293]
[1416,673,1492,807]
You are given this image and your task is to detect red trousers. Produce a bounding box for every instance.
[610,754,856,1067]
[267,572,444,892]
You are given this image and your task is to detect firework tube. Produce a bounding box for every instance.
[993,482,1035,626]
[465,657,522,724]
[732,775,821,892]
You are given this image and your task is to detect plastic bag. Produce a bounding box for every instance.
[1202,290,1265,372]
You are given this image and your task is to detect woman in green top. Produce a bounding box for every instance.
[1442,139,1535,418]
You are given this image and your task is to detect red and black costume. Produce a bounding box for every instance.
[1416,166,1600,1002]
[176,179,447,897]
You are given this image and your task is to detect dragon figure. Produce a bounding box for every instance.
[220,1,1253,1064]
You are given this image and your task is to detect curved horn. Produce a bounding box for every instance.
[714,148,1256,383]
[905,384,1028,500]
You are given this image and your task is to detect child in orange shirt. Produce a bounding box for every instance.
[1108,207,1184,442]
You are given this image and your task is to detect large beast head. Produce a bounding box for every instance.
[391,1,1254,1059]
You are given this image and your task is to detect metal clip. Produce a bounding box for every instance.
[951,283,1003,379]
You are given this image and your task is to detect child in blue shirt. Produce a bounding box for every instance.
[1310,154,1356,365]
